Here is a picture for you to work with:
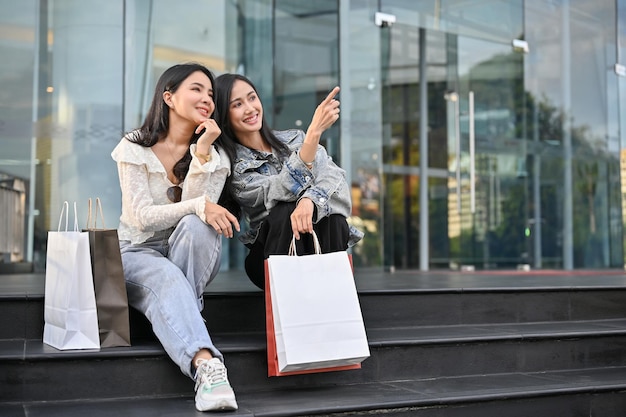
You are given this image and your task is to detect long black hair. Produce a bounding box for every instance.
[213,73,290,162]
[127,63,221,184]
[213,73,295,220]
[126,63,240,217]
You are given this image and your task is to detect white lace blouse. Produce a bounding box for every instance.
[111,134,230,244]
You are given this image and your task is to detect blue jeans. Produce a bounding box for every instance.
[119,214,223,379]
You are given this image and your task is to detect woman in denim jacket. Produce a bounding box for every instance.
[214,73,363,289]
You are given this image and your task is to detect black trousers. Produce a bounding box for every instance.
[244,202,350,290]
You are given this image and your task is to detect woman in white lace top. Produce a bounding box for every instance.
[111,63,239,412]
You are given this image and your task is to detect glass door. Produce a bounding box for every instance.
[380,21,421,270]
[377,1,527,271]
[380,20,526,271]
[446,35,527,270]
[381,24,453,270]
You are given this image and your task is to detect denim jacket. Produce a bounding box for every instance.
[230,129,364,247]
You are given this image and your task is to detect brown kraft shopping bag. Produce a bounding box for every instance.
[84,198,131,347]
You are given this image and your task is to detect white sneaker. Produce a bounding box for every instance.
[194,357,238,412]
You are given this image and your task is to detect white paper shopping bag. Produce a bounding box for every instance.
[267,232,370,373]
[43,201,100,350]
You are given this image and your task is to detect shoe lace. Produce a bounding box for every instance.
[195,360,228,392]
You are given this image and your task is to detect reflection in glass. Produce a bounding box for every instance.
[1,0,625,275]
[0,2,37,270]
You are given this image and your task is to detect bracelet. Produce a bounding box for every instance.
[195,151,211,164]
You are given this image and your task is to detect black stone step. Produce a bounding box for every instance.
[0,262,33,275]
[4,270,626,416]
[4,272,626,341]
[4,367,626,417]
[3,318,626,403]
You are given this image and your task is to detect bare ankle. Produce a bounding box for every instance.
[192,349,214,368]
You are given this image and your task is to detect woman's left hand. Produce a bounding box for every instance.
[290,198,315,240]
[204,200,240,238]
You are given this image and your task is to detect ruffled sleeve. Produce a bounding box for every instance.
[184,143,230,203]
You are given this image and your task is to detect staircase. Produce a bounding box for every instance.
[2,269,626,416]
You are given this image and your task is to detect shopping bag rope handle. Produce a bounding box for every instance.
[86,197,106,229]
[288,230,322,256]
[57,201,79,232]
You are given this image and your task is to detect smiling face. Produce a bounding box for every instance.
[227,79,263,138]
[164,70,215,126]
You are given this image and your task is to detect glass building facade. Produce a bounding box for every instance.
[1,0,625,276]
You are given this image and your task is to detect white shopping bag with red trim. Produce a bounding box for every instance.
[265,232,370,375]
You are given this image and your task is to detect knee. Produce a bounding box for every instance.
[177,215,217,239]
[174,214,221,252]
[267,202,297,222]
[178,214,206,231]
